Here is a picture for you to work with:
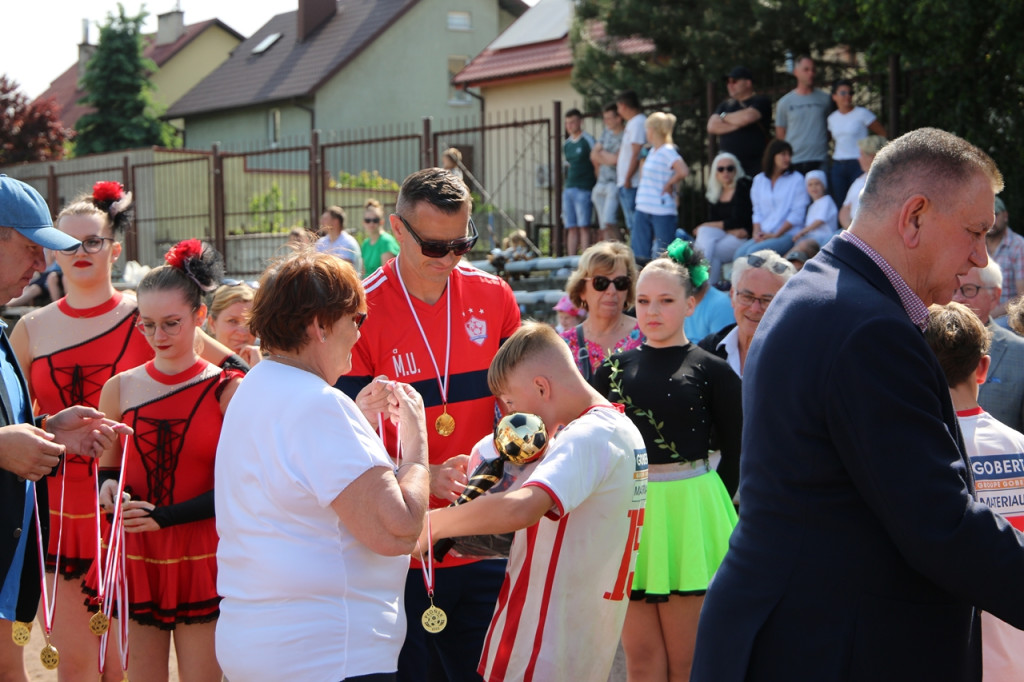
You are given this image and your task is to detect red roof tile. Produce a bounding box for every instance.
[453,20,653,89]
[32,19,243,131]
[454,37,571,87]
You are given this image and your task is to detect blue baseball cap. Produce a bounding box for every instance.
[0,174,79,250]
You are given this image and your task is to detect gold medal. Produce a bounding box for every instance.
[11,621,31,646]
[422,604,447,633]
[89,611,110,635]
[40,642,60,670]
[435,410,455,437]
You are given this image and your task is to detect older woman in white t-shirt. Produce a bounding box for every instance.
[215,249,430,682]
[827,79,887,207]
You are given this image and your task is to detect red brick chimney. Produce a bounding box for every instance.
[297,0,337,42]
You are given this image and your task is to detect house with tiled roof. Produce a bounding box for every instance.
[34,9,243,133]
[453,0,653,118]
[166,0,527,151]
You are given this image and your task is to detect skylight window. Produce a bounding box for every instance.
[252,32,282,55]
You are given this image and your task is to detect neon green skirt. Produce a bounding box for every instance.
[629,469,737,602]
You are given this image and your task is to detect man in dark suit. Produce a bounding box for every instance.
[692,129,1024,681]
[0,175,127,671]
[953,261,1024,432]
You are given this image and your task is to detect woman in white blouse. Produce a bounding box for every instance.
[827,79,887,207]
[735,139,809,258]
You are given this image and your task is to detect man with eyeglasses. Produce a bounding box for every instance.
[337,168,520,682]
[0,175,128,664]
[952,261,1024,433]
[707,66,772,178]
[693,129,1024,681]
[698,251,795,377]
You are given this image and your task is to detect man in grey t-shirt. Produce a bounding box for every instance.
[775,56,831,175]
[591,103,625,242]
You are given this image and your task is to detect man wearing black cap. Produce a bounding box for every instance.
[0,175,128,664]
[707,67,773,177]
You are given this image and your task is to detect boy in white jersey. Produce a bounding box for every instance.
[925,302,1024,681]
[423,322,648,682]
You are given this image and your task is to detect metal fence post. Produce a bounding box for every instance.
[552,100,563,257]
[888,54,900,136]
[310,129,321,231]
[47,164,58,221]
[421,117,433,169]
[212,143,226,259]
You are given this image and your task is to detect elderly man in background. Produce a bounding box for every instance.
[952,261,1024,433]
[698,250,795,378]
[987,197,1024,320]
[692,129,1024,682]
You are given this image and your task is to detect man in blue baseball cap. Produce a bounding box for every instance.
[0,174,128,666]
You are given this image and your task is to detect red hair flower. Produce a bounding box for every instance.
[165,239,203,269]
[93,181,124,202]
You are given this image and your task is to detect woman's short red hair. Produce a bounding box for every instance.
[249,247,365,353]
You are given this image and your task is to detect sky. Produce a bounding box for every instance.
[4,0,538,101]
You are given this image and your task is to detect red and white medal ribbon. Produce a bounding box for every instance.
[394,258,453,428]
[97,437,130,677]
[32,454,67,647]
[418,513,447,632]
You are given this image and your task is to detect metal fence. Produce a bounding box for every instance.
[0,68,900,277]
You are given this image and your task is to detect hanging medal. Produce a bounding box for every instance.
[33,457,68,670]
[419,513,447,633]
[89,460,110,636]
[395,257,456,436]
[11,621,31,647]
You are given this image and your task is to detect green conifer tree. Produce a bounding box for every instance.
[74,5,176,156]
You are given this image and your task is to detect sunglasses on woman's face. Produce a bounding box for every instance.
[588,275,631,292]
[717,165,736,173]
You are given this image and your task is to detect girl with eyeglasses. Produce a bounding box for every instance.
[8,182,155,680]
[561,241,643,382]
[359,198,399,274]
[90,240,242,681]
[595,240,742,682]
[694,152,754,286]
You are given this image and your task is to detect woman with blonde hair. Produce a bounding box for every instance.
[694,152,753,284]
[208,283,261,368]
[359,198,399,274]
[632,112,690,261]
[560,241,642,382]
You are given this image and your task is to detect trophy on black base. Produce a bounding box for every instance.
[433,412,548,561]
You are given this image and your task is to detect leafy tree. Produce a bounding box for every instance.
[799,0,1024,213]
[74,5,176,156]
[0,75,70,164]
[570,0,821,165]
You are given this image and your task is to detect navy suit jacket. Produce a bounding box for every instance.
[978,323,1024,432]
[0,326,46,623]
[692,237,1024,681]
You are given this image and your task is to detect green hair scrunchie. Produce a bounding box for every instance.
[665,238,710,289]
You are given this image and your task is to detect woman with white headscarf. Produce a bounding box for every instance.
[788,169,838,259]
